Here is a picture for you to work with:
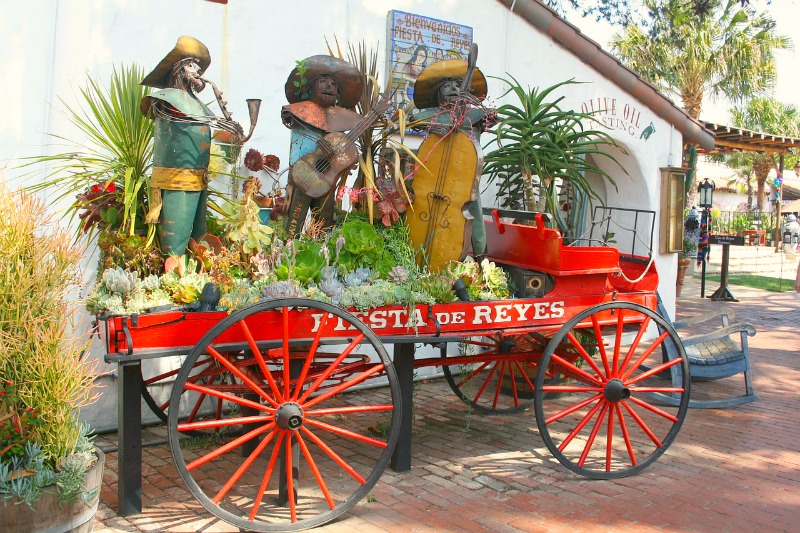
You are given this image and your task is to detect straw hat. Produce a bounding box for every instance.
[141,36,211,89]
[412,59,487,110]
[284,55,364,109]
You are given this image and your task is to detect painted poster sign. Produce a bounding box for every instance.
[385,10,473,112]
[579,97,655,141]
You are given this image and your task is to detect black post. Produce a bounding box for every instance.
[709,243,738,301]
[390,343,415,472]
[700,255,707,298]
[118,361,142,516]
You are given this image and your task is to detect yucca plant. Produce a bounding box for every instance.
[483,77,625,236]
[0,184,98,505]
[20,64,155,244]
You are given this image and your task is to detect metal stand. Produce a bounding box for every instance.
[118,361,142,516]
[709,243,738,301]
[390,343,415,472]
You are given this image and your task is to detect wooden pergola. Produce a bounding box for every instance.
[698,121,800,249]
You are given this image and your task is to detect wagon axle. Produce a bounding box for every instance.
[275,402,304,430]
[603,378,631,403]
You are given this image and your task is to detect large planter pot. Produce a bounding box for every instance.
[676,257,691,297]
[1,447,105,533]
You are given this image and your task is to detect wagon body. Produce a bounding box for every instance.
[100,209,690,532]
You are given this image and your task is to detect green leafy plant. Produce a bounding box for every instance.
[483,77,624,237]
[20,64,155,243]
[275,242,326,284]
[0,185,98,505]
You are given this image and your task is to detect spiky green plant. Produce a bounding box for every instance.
[0,185,97,471]
[20,64,155,243]
[483,77,625,236]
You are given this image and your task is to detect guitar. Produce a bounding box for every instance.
[290,96,392,198]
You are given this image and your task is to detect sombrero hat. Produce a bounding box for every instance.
[413,59,487,110]
[141,36,211,89]
[285,55,364,109]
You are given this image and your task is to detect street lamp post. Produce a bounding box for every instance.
[697,179,715,298]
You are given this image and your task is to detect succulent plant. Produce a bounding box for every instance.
[480,259,510,298]
[141,274,161,292]
[417,275,457,304]
[102,266,140,297]
[262,280,304,300]
[387,266,409,284]
[171,273,208,304]
[320,266,339,282]
[319,278,345,299]
[303,286,331,303]
[159,271,180,293]
[343,272,364,288]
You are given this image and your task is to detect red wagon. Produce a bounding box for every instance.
[99,208,690,531]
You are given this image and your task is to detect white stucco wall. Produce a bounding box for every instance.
[1,0,685,431]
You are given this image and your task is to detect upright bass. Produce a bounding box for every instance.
[406,45,487,272]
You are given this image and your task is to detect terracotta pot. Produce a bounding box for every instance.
[676,257,691,297]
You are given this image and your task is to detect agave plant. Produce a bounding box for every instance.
[20,64,155,243]
[482,77,625,236]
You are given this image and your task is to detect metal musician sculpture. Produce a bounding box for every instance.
[281,55,387,236]
[406,45,496,271]
[140,36,260,256]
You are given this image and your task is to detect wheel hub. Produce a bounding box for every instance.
[498,338,517,353]
[603,378,631,403]
[275,402,304,430]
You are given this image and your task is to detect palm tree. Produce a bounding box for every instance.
[722,98,799,211]
[611,0,790,192]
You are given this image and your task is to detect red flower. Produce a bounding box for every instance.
[91,184,101,193]
[244,148,265,172]
[105,182,117,193]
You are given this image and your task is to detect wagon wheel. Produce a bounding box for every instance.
[168,298,401,531]
[441,332,549,414]
[141,354,237,428]
[534,302,690,479]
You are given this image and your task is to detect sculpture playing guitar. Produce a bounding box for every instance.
[290,97,392,198]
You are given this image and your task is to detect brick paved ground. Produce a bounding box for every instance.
[93,277,800,532]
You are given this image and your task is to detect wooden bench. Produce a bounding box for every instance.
[656,297,758,409]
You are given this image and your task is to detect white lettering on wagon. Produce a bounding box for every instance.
[308,301,566,332]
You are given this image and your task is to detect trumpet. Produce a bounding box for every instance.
[199,76,261,143]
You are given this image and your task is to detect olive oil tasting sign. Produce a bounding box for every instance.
[385,10,473,112]
[580,97,655,141]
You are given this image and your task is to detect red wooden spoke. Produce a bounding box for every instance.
[577,403,608,467]
[298,333,366,403]
[511,360,536,391]
[542,385,604,393]
[179,414,274,432]
[186,387,208,424]
[626,357,683,386]
[282,307,291,400]
[305,404,395,417]
[305,417,389,448]
[186,423,275,471]
[300,426,366,484]
[249,432,285,520]
[296,432,335,510]
[303,363,385,410]
[556,397,605,452]
[291,312,331,401]
[285,435,297,522]
[621,401,662,446]
[206,346,278,407]
[544,393,603,425]
[157,360,219,413]
[627,395,679,423]
[144,357,212,386]
[605,404,615,472]
[456,361,491,388]
[612,309,625,375]
[182,382,271,414]
[591,315,611,376]
[617,316,652,377]
[621,331,670,381]
[549,353,604,387]
[212,430,277,504]
[508,361,519,408]
[471,361,500,405]
[491,361,508,409]
[630,386,685,393]
[614,403,637,467]
[239,320,284,402]
[565,332,606,379]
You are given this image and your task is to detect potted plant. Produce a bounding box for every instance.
[0,185,102,532]
[482,77,626,238]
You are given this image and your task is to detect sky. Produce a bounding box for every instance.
[564,0,800,126]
